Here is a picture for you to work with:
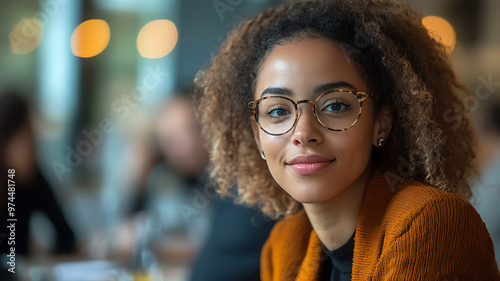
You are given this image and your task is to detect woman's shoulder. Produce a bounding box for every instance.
[395,177,462,200]
[363,177,500,280]
[381,176,491,245]
[387,177,479,223]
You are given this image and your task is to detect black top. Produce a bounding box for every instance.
[320,231,355,281]
[189,196,275,281]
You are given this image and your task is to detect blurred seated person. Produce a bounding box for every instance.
[0,92,76,258]
[124,93,275,279]
[120,95,213,266]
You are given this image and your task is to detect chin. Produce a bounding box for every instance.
[294,197,330,204]
[283,181,346,204]
[291,193,337,204]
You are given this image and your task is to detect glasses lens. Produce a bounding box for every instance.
[316,91,361,130]
[257,97,296,134]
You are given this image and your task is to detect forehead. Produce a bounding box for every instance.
[255,37,367,98]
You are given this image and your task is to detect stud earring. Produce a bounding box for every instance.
[260,150,266,160]
[377,138,386,147]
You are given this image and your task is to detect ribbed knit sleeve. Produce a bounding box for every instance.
[373,194,500,280]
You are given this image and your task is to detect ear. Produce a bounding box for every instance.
[250,116,263,152]
[372,105,392,146]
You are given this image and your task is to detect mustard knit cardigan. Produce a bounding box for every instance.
[261,169,500,280]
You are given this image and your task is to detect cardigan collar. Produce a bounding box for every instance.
[294,168,393,281]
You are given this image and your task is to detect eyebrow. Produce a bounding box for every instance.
[314,82,358,94]
[260,87,292,98]
[260,81,358,98]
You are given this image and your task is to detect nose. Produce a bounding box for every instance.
[290,103,323,146]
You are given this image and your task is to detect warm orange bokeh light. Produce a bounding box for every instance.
[137,20,178,59]
[422,16,456,53]
[71,19,110,58]
[9,18,44,55]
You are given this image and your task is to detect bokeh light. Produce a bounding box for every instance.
[9,18,44,55]
[137,20,178,59]
[71,19,110,58]
[422,16,456,53]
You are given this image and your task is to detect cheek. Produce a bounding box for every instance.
[259,131,287,172]
[259,131,286,156]
[336,131,372,158]
[335,115,375,165]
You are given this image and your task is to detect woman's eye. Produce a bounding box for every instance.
[267,107,290,117]
[323,101,350,112]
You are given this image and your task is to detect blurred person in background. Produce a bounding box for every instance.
[123,94,212,268]
[113,92,275,280]
[0,91,76,275]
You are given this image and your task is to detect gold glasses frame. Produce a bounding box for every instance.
[248,89,371,136]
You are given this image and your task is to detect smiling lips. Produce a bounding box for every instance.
[286,155,335,175]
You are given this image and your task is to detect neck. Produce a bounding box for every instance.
[303,162,373,251]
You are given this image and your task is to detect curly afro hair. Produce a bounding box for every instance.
[195,0,477,219]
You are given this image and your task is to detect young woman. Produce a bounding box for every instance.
[195,0,500,280]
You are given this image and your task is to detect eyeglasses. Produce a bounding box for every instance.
[248,90,371,136]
